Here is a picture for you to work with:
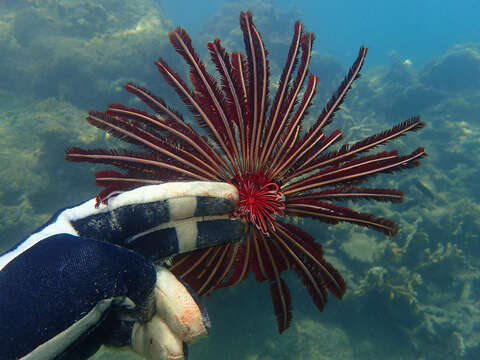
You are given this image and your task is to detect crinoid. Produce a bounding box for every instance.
[66,11,426,333]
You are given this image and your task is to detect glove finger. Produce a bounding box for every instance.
[153,267,209,345]
[108,181,239,220]
[132,314,186,360]
[70,182,243,253]
[127,216,245,260]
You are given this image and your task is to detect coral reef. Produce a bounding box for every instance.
[0,0,174,108]
[0,96,101,248]
[420,43,480,92]
[1,0,480,359]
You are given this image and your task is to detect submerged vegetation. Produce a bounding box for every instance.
[1,1,479,359]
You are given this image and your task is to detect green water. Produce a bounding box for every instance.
[1,0,479,359]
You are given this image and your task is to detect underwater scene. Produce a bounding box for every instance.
[1,0,479,359]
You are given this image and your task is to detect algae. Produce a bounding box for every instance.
[1,0,480,359]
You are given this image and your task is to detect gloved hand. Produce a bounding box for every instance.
[0,181,244,360]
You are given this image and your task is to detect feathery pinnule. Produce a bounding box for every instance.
[66,10,426,333]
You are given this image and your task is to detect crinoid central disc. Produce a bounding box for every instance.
[232,173,285,234]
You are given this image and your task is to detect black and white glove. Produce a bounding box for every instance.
[0,181,244,360]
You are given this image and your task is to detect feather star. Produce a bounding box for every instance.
[66,11,426,333]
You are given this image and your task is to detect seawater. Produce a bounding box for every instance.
[0,0,479,359]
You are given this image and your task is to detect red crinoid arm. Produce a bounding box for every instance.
[281,129,343,181]
[257,231,292,333]
[230,51,250,171]
[81,111,218,180]
[272,223,346,311]
[170,243,242,296]
[65,147,210,181]
[259,20,303,168]
[281,223,346,298]
[289,187,404,203]
[171,230,294,334]
[301,46,367,145]
[168,247,218,292]
[275,46,367,181]
[189,245,232,296]
[283,148,426,195]
[105,104,220,177]
[207,39,249,170]
[122,82,186,127]
[260,31,314,171]
[121,83,227,177]
[203,243,242,295]
[170,28,241,173]
[154,57,234,177]
[286,199,399,236]
[220,237,252,287]
[240,11,270,172]
[285,116,425,182]
[269,277,292,333]
[268,73,318,178]
[66,145,202,205]
[249,229,272,282]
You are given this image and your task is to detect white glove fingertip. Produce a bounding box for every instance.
[132,315,185,360]
[155,267,209,344]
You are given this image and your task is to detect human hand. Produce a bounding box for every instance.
[0,181,244,359]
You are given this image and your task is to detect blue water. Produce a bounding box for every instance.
[160,0,480,69]
[1,0,479,359]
